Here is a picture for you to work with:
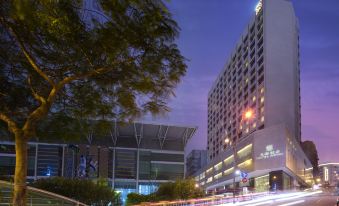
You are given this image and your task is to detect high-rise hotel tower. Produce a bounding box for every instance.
[195,0,313,193]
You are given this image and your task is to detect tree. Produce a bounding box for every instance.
[301,141,320,178]
[0,1,186,205]
[30,177,121,205]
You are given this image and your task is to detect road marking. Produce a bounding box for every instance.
[277,200,305,206]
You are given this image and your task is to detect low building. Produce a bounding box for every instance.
[195,125,313,194]
[186,150,207,178]
[0,122,196,203]
[318,162,339,187]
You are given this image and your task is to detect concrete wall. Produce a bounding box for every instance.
[264,0,301,142]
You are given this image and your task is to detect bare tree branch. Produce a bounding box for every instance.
[0,17,55,86]
[28,76,46,104]
[0,112,19,134]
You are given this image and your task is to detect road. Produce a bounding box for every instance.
[263,193,338,206]
[216,190,339,206]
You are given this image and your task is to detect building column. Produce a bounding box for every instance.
[34,143,38,180]
[112,147,116,189]
[61,145,65,177]
[136,148,140,192]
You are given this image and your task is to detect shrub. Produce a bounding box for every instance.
[29,177,121,205]
[126,179,204,205]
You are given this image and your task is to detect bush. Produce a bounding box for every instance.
[126,179,204,205]
[29,177,121,205]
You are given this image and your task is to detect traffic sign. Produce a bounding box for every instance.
[242,178,248,183]
[241,172,248,178]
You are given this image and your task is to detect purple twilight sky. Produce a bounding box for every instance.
[143,0,339,163]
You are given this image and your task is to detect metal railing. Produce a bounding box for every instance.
[0,180,88,206]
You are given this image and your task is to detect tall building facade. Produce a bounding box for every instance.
[0,122,196,203]
[186,150,207,178]
[196,0,311,193]
[318,162,339,187]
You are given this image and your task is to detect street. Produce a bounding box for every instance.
[264,194,338,206]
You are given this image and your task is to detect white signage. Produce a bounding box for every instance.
[257,144,283,160]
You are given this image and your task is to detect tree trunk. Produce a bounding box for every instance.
[13,132,28,206]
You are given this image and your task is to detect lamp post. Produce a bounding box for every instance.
[225,109,254,204]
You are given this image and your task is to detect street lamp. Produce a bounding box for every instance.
[225,108,255,204]
[235,170,241,175]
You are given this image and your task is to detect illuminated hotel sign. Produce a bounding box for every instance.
[255,0,263,15]
[257,144,283,160]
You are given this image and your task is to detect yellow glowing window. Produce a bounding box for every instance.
[214,172,222,179]
[224,167,234,175]
[238,159,253,168]
[224,155,234,165]
[207,177,213,183]
[252,96,256,102]
[261,116,265,122]
[253,123,257,128]
[245,128,249,133]
[246,78,249,83]
[237,144,252,155]
[260,88,264,94]
[214,162,223,171]
[206,167,213,174]
[260,107,264,113]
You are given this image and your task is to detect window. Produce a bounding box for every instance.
[252,96,256,102]
[207,177,213,183]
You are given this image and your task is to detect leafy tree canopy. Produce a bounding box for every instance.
[0,1,186,205]
[301,140,320,177]
[0,0,186,138]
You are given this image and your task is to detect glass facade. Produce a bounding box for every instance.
[115,149,137,179]
[37,145,62,177]
[138,183,159,195]
[0,144,35,177]
[139,151,151,179]
[254,175,269,192]
[151,163,184,180]
[0,142,185,204]
[114,181,136,203]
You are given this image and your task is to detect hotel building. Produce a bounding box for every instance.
[196,0,313,193]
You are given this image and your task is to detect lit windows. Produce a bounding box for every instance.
[252,96,256,102]
[260,97,265,104]
[206,167,213,174]
[214,172,222,180]
[207,177,213,183]
[214,162,222,171]
[261,116,265,122]
[224,167,234,176]
[253,123,257,128]
[238,159,253,168]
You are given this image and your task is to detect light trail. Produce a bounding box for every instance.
[277,200,305,206]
